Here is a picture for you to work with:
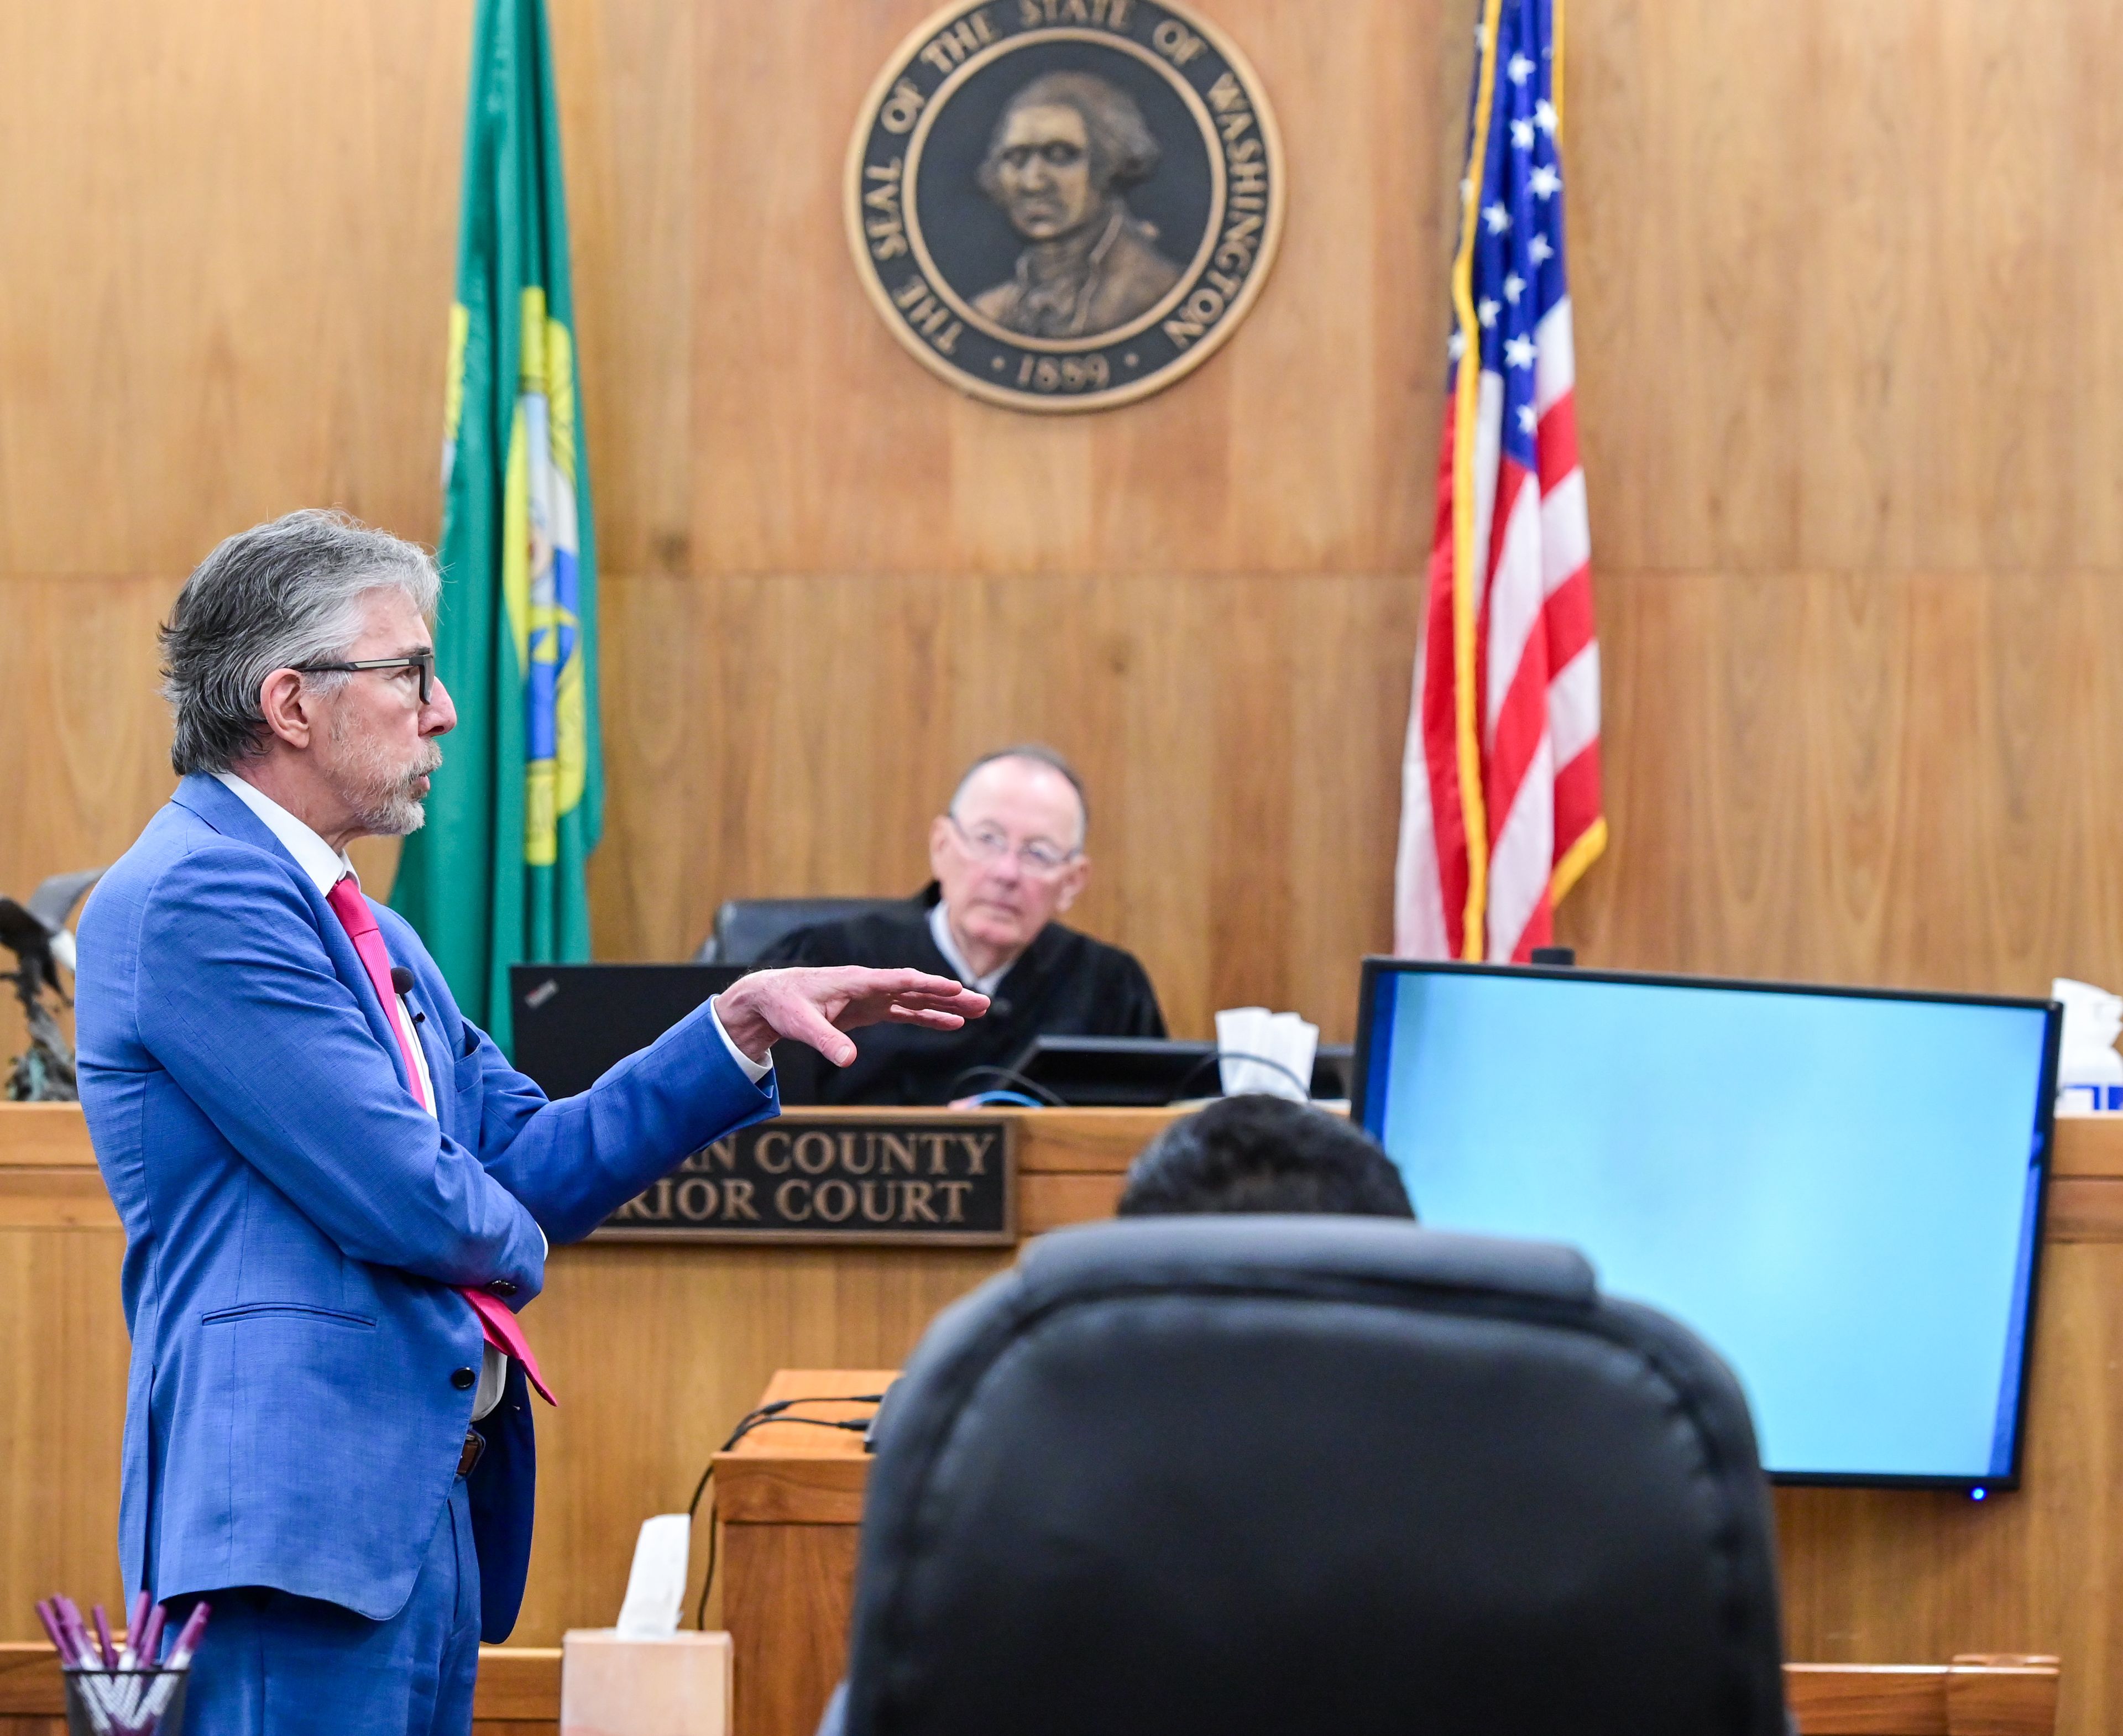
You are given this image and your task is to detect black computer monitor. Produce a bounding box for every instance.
[1001,1036,1353,1107]
[1353,958,2062,1488]
[509,963,746,1099]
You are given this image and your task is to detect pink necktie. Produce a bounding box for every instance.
[326,876,555,1406]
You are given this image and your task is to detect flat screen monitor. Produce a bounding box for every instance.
[1353,960,2061,1488]
[510,963,746,1099]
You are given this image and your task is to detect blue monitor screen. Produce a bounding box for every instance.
[1355,963,2059,1485]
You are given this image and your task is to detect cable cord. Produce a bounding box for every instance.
[944,1064,1067,1107]
[687,1395,884,1629]
[1174,1048,1316,1102]
[952,1054,1317,1108]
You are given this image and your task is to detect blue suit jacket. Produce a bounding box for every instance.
[75,775,778,1639]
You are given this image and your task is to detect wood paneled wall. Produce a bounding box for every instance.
[562,0,1459,1039]
[8,1,2121,1060]
[0,0,477,1057]
[0,0,1467,1055]
[1558,0,2123,995]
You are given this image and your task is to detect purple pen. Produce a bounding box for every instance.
[122,1591,150,1669]
[92,1603,119,1670]
[55,1597,94,1667]
[34,1598,74,1664]
[165,1599,211,1667]
[135,1601,167,1668]
[136,1601,211,1726]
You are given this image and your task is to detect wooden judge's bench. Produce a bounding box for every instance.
[3,1104,2120,1733]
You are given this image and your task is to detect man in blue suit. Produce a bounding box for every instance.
[74,510,986,1736]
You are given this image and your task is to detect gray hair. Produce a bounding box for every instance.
[978,71,1161,198]
[949,743,1089,846]
[160,509,440,775]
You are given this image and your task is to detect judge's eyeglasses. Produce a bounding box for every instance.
[947,814,1079,876]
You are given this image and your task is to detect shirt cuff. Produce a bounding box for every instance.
[710,994,775,1083]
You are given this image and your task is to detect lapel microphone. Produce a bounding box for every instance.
[389,965,425,1023]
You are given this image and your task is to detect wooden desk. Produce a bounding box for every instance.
[0,1638,2057,1736]
[0,1101,1161,1236]
[0,1643,561,1736]
[716,1369,2064,1736]
[2,1105,2117,1733]
[715,1371,895,1736]
[0,1105,1149,1651]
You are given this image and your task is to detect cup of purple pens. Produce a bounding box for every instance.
[62,1667,189,1736]
[39,1591,210,1736]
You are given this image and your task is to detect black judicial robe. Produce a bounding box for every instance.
[756,885,1166,1106]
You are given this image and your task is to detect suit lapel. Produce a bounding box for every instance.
[172,775,422,1106]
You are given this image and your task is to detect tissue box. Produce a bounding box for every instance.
[2059,1084,2123,1116]
[560,1630,731,1736]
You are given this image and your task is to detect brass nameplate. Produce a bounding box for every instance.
[597,1117,1017,1246]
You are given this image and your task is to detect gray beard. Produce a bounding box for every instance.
[355,786,428,838]
[331,723,438,838]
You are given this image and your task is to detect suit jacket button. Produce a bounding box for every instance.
[487,1279,518,1298]
[451,1366,478,1390]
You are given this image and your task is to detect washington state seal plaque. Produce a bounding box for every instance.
[847,0,1284,412]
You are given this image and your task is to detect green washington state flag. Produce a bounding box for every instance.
[393,0,601,1054]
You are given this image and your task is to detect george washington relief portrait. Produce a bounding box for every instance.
[972,71,1183,340]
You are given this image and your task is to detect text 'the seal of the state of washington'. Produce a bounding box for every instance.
[847,0,1284,411]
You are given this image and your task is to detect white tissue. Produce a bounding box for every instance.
[2054,978,2123,1115]
[1215,1006,1320,1103]
[614,1514,692,1638]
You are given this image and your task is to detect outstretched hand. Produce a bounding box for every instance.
[715,966,990,1070]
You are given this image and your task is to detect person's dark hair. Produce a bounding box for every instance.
[1116,1095,1416,1219]
[159,509,438,776]
[977,71,1162,200]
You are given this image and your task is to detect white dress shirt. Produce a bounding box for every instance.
[212,771,768,1419]
[927,900,1015,999]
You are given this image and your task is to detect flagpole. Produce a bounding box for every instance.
[1449,0,1507,962]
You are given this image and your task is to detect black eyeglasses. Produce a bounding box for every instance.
[292,651,435,704]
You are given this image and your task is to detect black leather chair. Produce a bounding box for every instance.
[693,896,904,964]
[824,1216,1790,1736]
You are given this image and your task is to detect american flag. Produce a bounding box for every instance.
[1394,0,1604,962]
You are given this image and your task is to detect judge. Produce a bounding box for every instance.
[760,746,1165,1105]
